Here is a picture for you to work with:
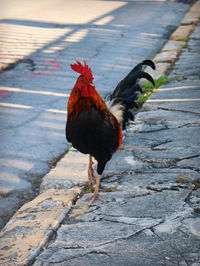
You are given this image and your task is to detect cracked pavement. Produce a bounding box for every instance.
[0,0,200,265]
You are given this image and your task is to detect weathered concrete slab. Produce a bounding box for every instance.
[131,108,200,132]
[171,24,195,41]
[104,149,149,175]
[103,169,197,193]
[162,40,186,52]
[34,188,199,265]
[153,50,178,64]
[0,187,81,265]
[132,127,199,159]
[34,230,199,266]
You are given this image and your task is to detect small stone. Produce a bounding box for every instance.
[162,40,186,52]
[153,51,177,63]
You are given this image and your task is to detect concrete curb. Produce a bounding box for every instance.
[0,187,81,265]
[147,0,200,80]
[0,1,200,265]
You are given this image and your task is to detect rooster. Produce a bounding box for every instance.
[66,60,155,205]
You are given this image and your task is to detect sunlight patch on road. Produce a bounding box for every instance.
[141,32,163,38]
[46,109,67,114]
[157,85,199,91]
[148,99,200,102]
[0,102,32,109]
[1,86,69,97]
[0,23,71,61]
[63,29,89,43]
[94,16,113,26]
[0,158,34,172]
[0,102,67,114]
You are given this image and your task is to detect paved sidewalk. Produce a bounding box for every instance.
[0,1,200,265]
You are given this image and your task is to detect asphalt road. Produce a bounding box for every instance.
[0,0,191,226]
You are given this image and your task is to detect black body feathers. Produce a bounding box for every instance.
[66,106,120,175]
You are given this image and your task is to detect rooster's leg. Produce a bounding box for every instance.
[88,155,96,186]
[87,174,106,206]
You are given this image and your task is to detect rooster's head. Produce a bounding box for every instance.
[71,60,95,98]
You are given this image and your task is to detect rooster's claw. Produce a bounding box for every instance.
[84,193,107,206]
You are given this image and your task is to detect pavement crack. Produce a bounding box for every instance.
[137,127,169,134]
[140,157,177,167]
[184,189,194,203]
[177,154,200,162]
[151,139,172,149]
[139,153,200,170]
[100,214,163,227]
[150,228,190,266]
[94,221,164,249]
[62,245,84,250]
[178,122,200,128]
[126,191,154,198]
[93,42,106,58]
[96,230,144,247]
[58,248,110,263]
[87,250,110,257]
[158,107,200,115]
[146,184,190,192]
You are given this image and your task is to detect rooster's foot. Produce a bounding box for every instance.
[85,193,107,206]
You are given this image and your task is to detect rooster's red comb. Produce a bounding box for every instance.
[70,60,93,82]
